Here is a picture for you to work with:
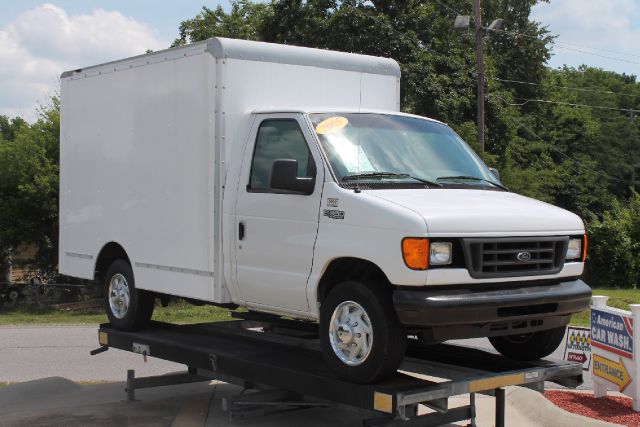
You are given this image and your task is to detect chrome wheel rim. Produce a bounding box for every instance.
[328,301,373,366]
[108,273,130,319]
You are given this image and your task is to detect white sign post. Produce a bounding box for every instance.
[591,295,640,411]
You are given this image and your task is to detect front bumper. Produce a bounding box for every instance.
[394,279,591,337]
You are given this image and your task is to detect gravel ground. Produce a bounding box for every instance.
[546,390,634,426]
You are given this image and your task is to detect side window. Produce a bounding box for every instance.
[249,119,314,192]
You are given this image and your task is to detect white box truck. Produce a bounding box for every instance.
[60,38,591,383]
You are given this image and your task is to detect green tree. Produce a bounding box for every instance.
[0,115,28,142]
[0,98,60,278]
[588,196,640,288]
[172,0,272,46]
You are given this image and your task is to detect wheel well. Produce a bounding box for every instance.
[94,242,131,282]
[316,258,391,304]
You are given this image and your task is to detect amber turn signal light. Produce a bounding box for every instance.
[582,234,588,262]
[402,238,429,270]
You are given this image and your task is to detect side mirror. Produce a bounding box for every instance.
[270,159,315,195]
[489,167,501,181]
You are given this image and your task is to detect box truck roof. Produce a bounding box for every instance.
[61,37,400,80]
[251,107,445,125]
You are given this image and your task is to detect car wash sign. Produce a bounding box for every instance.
[591,296,640,411]
[564,326,591,370]
[591,309,634,359]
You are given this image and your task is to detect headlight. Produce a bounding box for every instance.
[566,237,583,261]
[430,242,452,265]
[402,238,453,269]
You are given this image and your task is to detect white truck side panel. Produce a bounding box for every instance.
[61,37,401,308]
[216,48,400,305]
[60,47,218,301]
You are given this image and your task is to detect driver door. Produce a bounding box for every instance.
[234,113,324,313]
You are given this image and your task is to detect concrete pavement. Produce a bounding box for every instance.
[0,325,182,382]
[0,377,620,427]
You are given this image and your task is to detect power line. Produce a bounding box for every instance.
[496,109,630,184]
[554,45,640,66]
[552,41,640,60]
[492,77,640,99]
[490,27,640,66]
[522,124,629,184]
[490,26,554,44]
[431,0,463,16]
[491,94,633,183]
[426,5,640,65]
[490,94,640,114]
[420,7,640,70]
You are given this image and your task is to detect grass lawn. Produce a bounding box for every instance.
[0,299,234,326]
[570,287,640,327]
[1,287,636,328]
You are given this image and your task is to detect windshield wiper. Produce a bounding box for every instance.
[342,172,442,187]
[436,175,509,191]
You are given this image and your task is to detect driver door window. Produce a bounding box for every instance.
[248,119,314,192]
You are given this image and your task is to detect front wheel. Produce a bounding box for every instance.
[104,260,155,331]
[320,280,406,384]
[489,326,566,361]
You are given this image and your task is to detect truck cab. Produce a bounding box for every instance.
[225,108,590,382]
[60,38,590,384]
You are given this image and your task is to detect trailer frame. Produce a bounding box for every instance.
[93,314,582,426]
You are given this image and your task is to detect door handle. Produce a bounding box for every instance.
[239,222,245,240]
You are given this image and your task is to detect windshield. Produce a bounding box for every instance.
[309,113,500,189]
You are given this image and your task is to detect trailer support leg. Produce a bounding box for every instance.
[495,388,505,427]
[127,369,136,401]
[469,392,476,427]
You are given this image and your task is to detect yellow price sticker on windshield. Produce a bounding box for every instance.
[315,116,348,135]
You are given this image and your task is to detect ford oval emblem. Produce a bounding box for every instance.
[517,252,532,262]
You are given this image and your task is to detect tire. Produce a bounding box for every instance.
[104,260,155,331]
[320,280,407,384]
[489,326,566,361]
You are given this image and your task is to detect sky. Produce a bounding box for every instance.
[0,1,639,121]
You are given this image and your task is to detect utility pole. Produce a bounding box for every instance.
[454,7,501,154]
[632,113,638,194]
[473,0,485,153]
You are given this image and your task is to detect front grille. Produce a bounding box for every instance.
[462,237,569,279]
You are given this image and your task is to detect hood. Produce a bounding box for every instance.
[368,189,584,236]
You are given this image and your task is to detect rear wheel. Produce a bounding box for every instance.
[104,260,154,330]
[489,326,566,361]
[320,280,406,384]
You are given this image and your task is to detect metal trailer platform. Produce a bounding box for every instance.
[92,313,583,426]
